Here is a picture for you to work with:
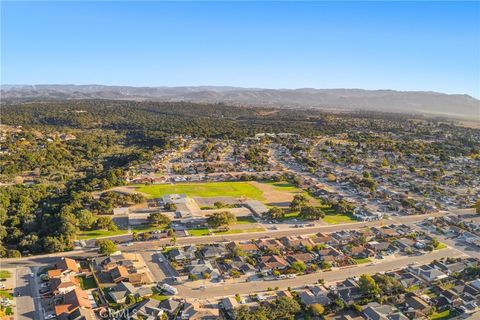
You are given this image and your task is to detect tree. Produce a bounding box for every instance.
[310,303,324,316]
[358,274,380,296]
[148,212,171,226]
[164,202,177,211]
[291,261,307,273]
[214,201,227,208]
[476,199,480,214]
[271,296,301,319]
[299,206,325,220]
[95,216,117,231]
[126,294,137,305]
[132,231,139,241]
[43,236,65,253]
[290,194,308,211]
[77,209,95,230]
[207,211,236,229]
[96,239,117,255]
[264,207,284,220]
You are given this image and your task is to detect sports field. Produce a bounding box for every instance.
[135,180,318,206]
[136,182,265,200]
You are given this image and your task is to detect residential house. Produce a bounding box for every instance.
[403,294,432,317]
[298,286,331,306]
[279,236,315,250]
[362,302,408,320]
[287,253,316,265]
[225,256,256,277]
[255,238,285,252]
[107,282,153,304]
[226,241,259,255]
[55,288,93,320]
[258,255,289,273]
[168,246,197,262]
[220,297,239,311]
[187,260,221,280]
[48,258,80,278]
[181,302,220,320]
[201,244,228,259]
[50,273,80,294]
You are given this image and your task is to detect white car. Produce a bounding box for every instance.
[44,314,56,320]
[286,274,296,279]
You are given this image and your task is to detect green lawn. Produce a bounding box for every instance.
[283,211,300,219]
[406,284,420,292]
[0,290,13,300]
[151,288,170,301]
[429,310,458,320]
[265,181,302,192]
[77,276,97,290]
[214,227,265,235]
[188,228,211,236]
[236,216,257,224]
[0,271,11,279]
[434,242,447,250]
[353,258,372,264]
[188,227,265,236]
[136,182,265,200]
[132,224,167,233]
[323,213,356,224]
[77,229,128,240]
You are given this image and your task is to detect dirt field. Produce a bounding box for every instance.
[249,181,318,207]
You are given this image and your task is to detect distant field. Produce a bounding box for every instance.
[188,227,265,236]
[76,229,128,240]
[136,182,264,200]
[322,207,356,224]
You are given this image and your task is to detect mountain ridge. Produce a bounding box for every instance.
[2,84,479,118]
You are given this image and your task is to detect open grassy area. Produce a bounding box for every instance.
[235,216,257,224]
[323,213,356,224]
[188,227,265,236]
[353,258,372,264]
[77,276,97,290]
[0,271,11,279]
[136,182,265,200]
[283,211,300,219]
[77,229,128,240]
[321,207,356,224]
[215,227,265,235]
[261,181,321,205]
[132,224,167,233]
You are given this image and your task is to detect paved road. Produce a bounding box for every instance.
[0,213,440,269]
[14,267,43,320]
[175,247,465,299]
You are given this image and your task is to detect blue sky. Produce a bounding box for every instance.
[2,1,479,97]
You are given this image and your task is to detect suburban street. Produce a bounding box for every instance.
[0,212,440,269]
[175,247,465,299]
[14,267,43,320]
